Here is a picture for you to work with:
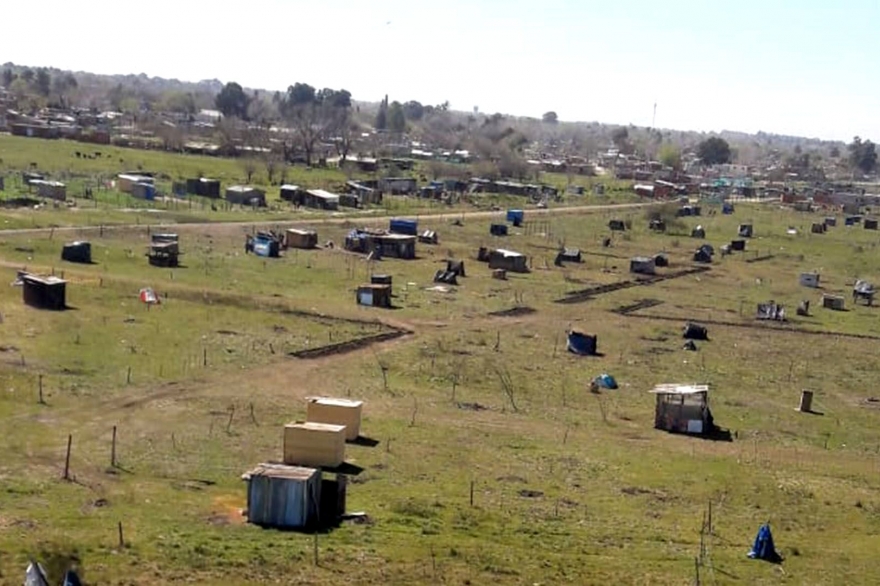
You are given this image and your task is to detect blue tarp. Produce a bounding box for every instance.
[593,373,618,389]
[567,331,597,355]
[748,523,782,563]
[390,218,418,235]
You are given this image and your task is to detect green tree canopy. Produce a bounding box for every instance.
[658,143,682,170]
[696,137,732,165]
[388,101,406,133]
[848,136,877,174]
[214,82,251,119]
[542,111,558,124]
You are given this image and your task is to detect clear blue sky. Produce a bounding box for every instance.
[2,0,878,142]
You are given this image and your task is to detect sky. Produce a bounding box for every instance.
[2,0,878,142]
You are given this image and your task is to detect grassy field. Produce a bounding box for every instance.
[1,191,880,584]
[0,134,639,230]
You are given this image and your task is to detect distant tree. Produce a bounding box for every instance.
[375,95,388,130]
[830,145,840,158]
[388,101,406,133]
[542,111,558,124]
[696,137,732,165]
[403,100,424,121]
[611,127,629,150]
[279,83,352,166]
[20,68,34,83]
[163,91,197,116]
[51,73,78,108]
[264,153,283,184]
[215,82,251,119]
[335,119,360,163]
[241,158,258,183]
[34,68,51,97]
[848,137,878,175]
[2,68,14,87]
[658,143,682,170]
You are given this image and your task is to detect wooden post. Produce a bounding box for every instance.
[38,374,44,404]
[126,366,132,385]
[469,480,474,507]
[203,348,207,367]
[63,434,72,480]
[798,390,814,413]
[118,521,125,548]
[313,532,319,566]
[111,425,117,468]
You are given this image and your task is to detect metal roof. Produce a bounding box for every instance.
[241,463,319,481]
[648,383,709,395]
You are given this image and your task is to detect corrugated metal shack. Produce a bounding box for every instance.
[345,229,416,260]
[285,228,318,249]
[226,185,267,207]
[186,177,221,198]
[31,180,66,200]
[61,241,91,264]
[242,464,321,530]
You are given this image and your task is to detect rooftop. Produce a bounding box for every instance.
[648,383,710,395]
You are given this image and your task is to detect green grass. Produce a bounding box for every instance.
[2,196,880,584]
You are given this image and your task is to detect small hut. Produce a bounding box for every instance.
[247,232,281,258]
[630,256,656,275]
[61,241,91,264]
[649,383,714,436]
[306,397,363,441]
[554,248,582,265]
[506,209,524,227]
[756,302,785,321]
[490,223,509,236]
[722,202,734,214]
[824,216,837,227]
[738,223,753,238]
[853,280,875,306]
[810,222,826,234]
[865,218,878,230]
[730,239,746,251]
[691,225,706,238]
[356,284,392,308]
[418,230,439,244]
[225,185,266,207]
[487,249,528,273]
[608,219,626,231]
[567,330,597,356]
[285,228,318,250]
[22,274,67,310]
[446,259,466,277]
[147,233,180,267]
[693,244,714,263]
[242,464,321,530]
[799,272,820,288]
[649,219,666,232]
[683,322,708,340]
[822,294,845,311]
[654,253,669,267]
[283,422,347,468]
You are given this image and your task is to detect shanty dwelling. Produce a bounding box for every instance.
[445,259,466,278]
[722,202,734,214]
[650,383,714,436]
[738,223,753,238]
[490,223,509,236]
[185,177,221,198]
[117,173,153,194]
[811,222,827,234]
[379,177,417,195]
[487,249,529,273]
[730,239,746,251]
[822,294,846,311]
[649,219,666,232]
[418,230,438,244]
[285,228,318,250]
[356,284,392,308]
[346,180,382,205]
[339,194,359,208]
[147,233,180,267]
[608,219,626,231]
[306,398,363,441]
[865,218,879,230]
[799,272,820,288]
[654,253,669,267]
[555,248,582,265]
[242,464,321,530]
[32,179,67,200]
[370,274,392,287]
[283,422,347,468]
[248,233,281,258]
[691,225,706,238]
[630,256,656,276]
[225,185,267,207]
[506,209,525,227]
[853,280,875,306]
[683,322,708,340]
[345,229,416,260]
[794,201,813,212]
[693,245,713,263]
[61,241,91,264]
[131,182,156,201]
[21,274,67,310]
[824,216,837,227]
[844,216,861,226]
[301,189,340,211]
[756,302,785,321]
[676,205,701,217]
[280,184,300,203]
[389,218,419,236]
[566,330,597,356]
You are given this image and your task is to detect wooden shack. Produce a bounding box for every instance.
[650,383,713,436]
[242,463,321,530]
[283,422,347,468]
[225,185,266,207]
[487,249,528,273]
[738,223,753,238]
[730,239,746,251]
[356,284,392,308]
[306,397,363,441]
[824,216,837,227]
[822,294,845,311]
[22,274,67,310]
[811,222,827,234]
[32,180,67,200]
[865,218,878,230]
[799,272,820,288]
[285,228,318,249]
[117,173,153,194]
[147,233,180,267]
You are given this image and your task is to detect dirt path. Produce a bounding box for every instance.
[0,201,654,237]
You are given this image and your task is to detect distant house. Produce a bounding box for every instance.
[117,173,154,194]
[195,109,223,124]
[186,177,221,198]
[302,189,340,210]
[31,180,66,200]
[285,228,318,249]
[21,273,67,310]
[225,185,266,207]
[379,177,417,195]
[345,228,416,260]
[346,180,382,205]
[487,249,528,273]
